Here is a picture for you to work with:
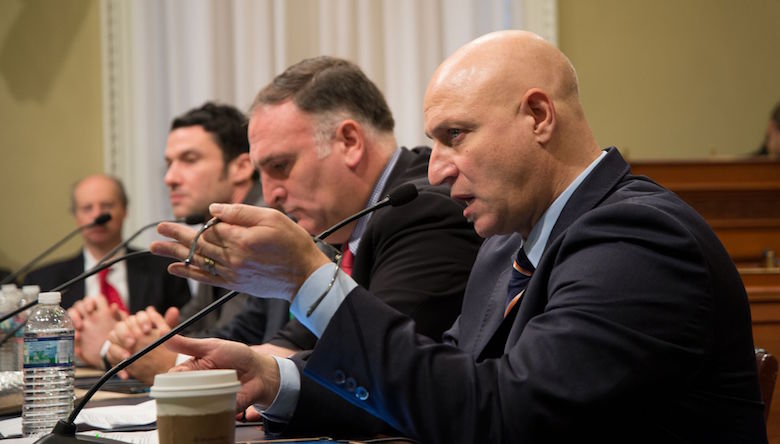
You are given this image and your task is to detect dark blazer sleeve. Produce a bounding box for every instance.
[211,296,290,344]
[262,351,400,439]
[301,201,765,443]
[269,186,483,351]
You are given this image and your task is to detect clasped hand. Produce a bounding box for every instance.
[68,296,127,368]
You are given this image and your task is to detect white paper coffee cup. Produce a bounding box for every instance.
[151,369,241,444]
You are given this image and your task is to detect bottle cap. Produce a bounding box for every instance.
[22,285,40,296]
[38,292,61,304]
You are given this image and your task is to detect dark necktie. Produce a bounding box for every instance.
[505,248,534,317]
[98,268,128,313]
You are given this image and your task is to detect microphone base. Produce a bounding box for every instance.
[33,420,130,444]
[34,435,129,444]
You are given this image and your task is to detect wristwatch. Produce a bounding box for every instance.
[99,339,112,370]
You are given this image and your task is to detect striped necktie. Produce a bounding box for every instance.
[504,248,534,317]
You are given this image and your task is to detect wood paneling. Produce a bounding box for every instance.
[631,158,780,263]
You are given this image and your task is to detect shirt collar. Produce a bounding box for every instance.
[347,147,402,254]
[83,247,127,270]
[523,150,607,267]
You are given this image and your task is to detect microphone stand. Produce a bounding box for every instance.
[1,214,112,285]
[0,251,150,325]
[314,183,418,242]
[4,214,204,324]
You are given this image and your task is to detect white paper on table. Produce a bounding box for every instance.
[74,399,157,429]
[0,416,22,439]
[0,400,157,440]
[78,429,159,443]
[0,437,34,444]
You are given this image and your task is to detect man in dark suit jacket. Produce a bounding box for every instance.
[24,174,190,368]
[154,32,766,443]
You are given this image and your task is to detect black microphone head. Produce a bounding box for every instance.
[183,214,207,225]
[93,213,112,225]
[387,184,419,207]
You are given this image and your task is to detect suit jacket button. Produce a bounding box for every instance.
[333,370,346,385]
[355,386,369,401]
[345,377,357,392]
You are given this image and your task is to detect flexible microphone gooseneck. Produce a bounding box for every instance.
[314,182,419,242]
[0,251,150,325]
[1,216,208,325]
[96,214,206,268]
[1,214,112,285]
[37,184,420,444]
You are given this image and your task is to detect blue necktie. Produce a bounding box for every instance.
[505,248,534,317]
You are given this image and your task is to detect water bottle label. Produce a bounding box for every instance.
[23,335,74,368]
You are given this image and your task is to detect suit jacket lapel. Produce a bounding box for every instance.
[548,148,629,243]
[352,147,420,282]
[474,265,515,360]
[461,234,523,357]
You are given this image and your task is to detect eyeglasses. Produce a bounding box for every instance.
[184,217,221,266]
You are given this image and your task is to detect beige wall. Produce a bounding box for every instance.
[559,0,780,160]
[0,0,103,273]
[1,0,779,274]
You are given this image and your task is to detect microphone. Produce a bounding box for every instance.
[96,214,206,267]
[314,183,419,241]
[0,251,150,325]
[1,213,112,285]
[37,184,420,443]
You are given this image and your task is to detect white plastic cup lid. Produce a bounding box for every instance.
[38,292,61,304]
[151,369,240,399]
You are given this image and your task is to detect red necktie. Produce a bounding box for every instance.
[98,268,128,313]
[340,248,355,276]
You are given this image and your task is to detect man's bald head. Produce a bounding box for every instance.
[70,173,128,254]
[427,30,581,122]
[423,30,600,238]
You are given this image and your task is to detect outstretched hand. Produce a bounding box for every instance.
[166,335,281,412]
[150,204,330,301]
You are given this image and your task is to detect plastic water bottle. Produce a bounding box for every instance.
[22,291,75,437]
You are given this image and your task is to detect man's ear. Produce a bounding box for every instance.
[334,119,365,169]
[520,88,555,144]
[227,152,255,184]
